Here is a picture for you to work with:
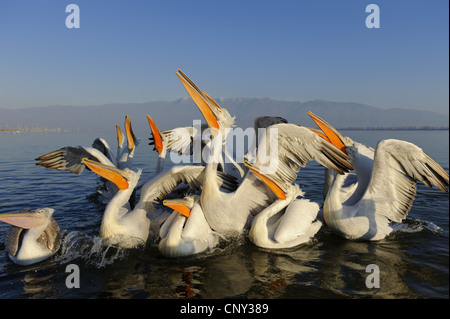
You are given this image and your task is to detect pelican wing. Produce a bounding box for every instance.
[140,166,238,203]
[254,116,288,130]
[359,139,449,222]
[232,172,279,218]
[253,123,354,186]
[92,138,117,165]
[35,146,115,175]
[5,226,23,257]
[36,217,62,253]
[150,125,209,156]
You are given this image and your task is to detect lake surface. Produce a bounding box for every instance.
[0,129,448,300]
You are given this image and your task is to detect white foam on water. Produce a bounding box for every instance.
[55,231,128,268]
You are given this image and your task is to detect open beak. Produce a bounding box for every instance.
[0,210,47,229]
[125,115,136,152]
[244,161,287,200]
[163,199,191,218]
[202,91,222,110]
[82,158,129,190]
[307,127,331,142]
[308,111,348,155]
[176,69,220,133]
[116,124,124,148]
[147,115,164,155]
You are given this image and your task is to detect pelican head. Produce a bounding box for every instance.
[245,161,304,201]
[159,195,219,258]
[125,115,140,152]
[147,114,165,156]
[176,69,222,135]
[116,124,125,149]
[202,91,235,130]
[82,158,141,191]
[308,111,375,161]
[0,208,61,266]
[163,197,195,218]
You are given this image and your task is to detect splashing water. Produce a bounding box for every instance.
[391,218,444,236]
[56,231,128,268]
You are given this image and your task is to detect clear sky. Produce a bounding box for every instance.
[0,0,448,114]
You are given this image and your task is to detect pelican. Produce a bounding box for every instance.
[116,115,140,169]
[82,158,148,247]
[0,208,61,266]
[245,163,323,249]
[148,113,285,176]
[309,112,449,241]
[158,195,220,257]
[147,114,210,175]
[177,73,353,236]
[35,115,138,174]
[176,69,246,180]
[35,115,139,203]
[198,126,350,236]
[81,158,238,247]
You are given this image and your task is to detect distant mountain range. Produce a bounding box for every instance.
[0,98,448,137]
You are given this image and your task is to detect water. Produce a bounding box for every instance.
[0,130,448,300]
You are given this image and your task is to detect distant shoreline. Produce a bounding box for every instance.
[1,127,448,133]
[0,128,61,132]
[338,127,449,131]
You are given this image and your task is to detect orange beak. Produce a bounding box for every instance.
[202,91,222,109]
[82,158,129,191]
[244,161,287,200]
[147,115,164,155]
[308,111,348,155]
[176,69,220,133]
[125,115,136,152]
[307,127,331,143]
[116,124,124,147]
[163,199,191,218]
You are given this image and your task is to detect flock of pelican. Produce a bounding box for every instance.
[1,69,448,266]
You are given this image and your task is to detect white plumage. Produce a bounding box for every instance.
[0,208,61,265]
[309,112,449,241]
[159,195,220,257]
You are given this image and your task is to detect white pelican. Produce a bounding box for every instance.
[35,115,138,174]
[81,158,238,247]
[177,73,353,236]
[197,124,349,237]
[158,195,220,257]
[176,70,288,140]
[245,163,323,249]
[147,114,210,175]
[116,115,140,169]
[309,112,449,241]
[0,208,61,266]
[147,112,286,177]
[35,115,139,203]
[176,69,246,180]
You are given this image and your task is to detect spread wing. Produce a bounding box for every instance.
[35,146,115,174]
[140,165,238,203]
[250,123,354,191]
[92,138,117,165]
[358,139,449,222]
[149,125,210,156]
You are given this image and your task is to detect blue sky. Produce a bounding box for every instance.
[0,0,448,114]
